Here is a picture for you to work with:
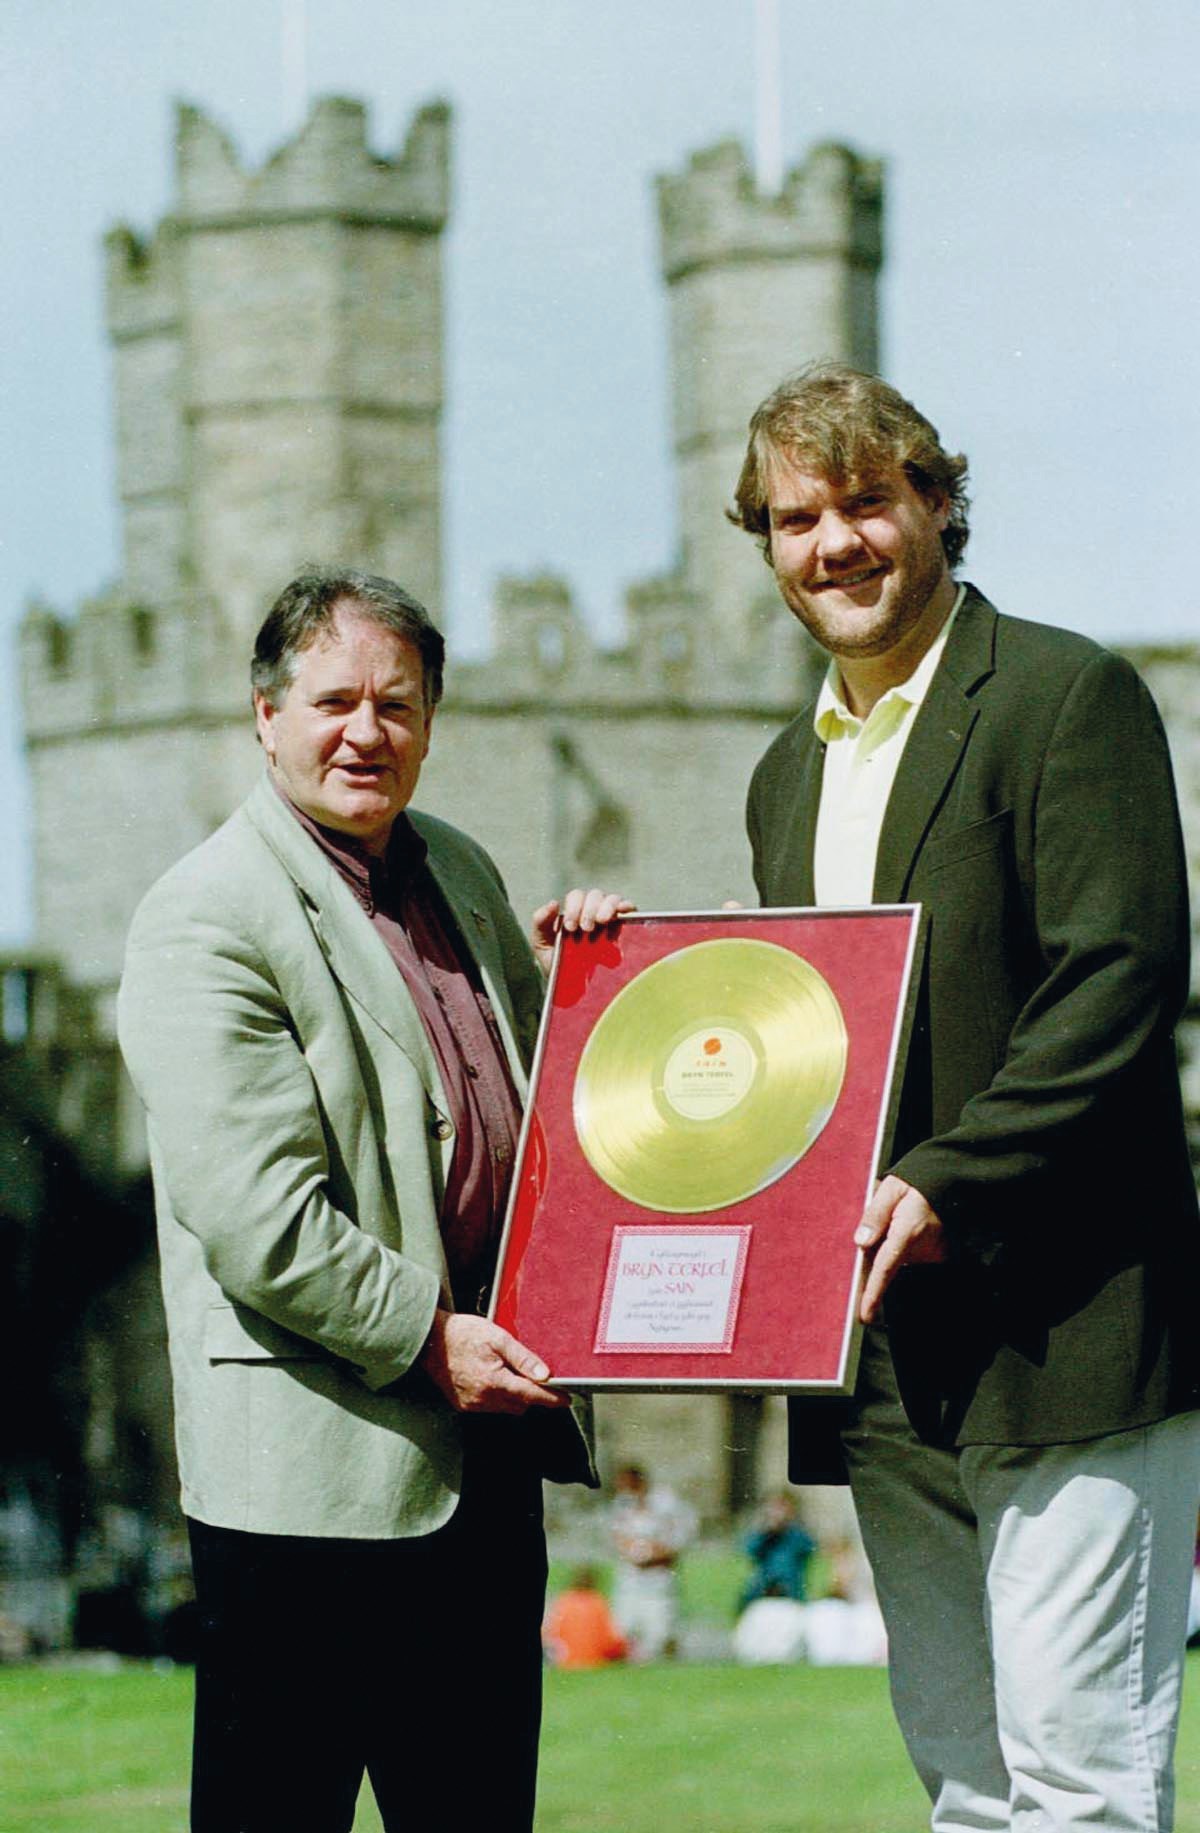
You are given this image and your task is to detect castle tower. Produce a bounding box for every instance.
[19,98,451,1007]
[656,139,883,648]
[107,94,450,643]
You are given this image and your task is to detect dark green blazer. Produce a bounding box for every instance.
[747,590,1200,1477]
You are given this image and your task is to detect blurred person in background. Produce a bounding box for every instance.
[608,1462,696,1661]
[739,1490,817,1609]
[542,1566,628,1670]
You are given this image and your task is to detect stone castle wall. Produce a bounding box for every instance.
[16,97,1200,1530]
[19,106,876,1016]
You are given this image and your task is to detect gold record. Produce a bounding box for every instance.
[573,938,848,1212]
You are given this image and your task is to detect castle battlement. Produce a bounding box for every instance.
[173,95,451,229]
[657,137,883,284]
[18,568,808,751]
[438,569,811,714]
[104,223,181,342]
[20,592,244,741]
[623,572,703,694]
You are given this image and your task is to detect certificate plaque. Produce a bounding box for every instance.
[489,906,922,1392]
[594,1225,753,1354]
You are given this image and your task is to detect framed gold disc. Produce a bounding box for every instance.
[572,937,847,1212]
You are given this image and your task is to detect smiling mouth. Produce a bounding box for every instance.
[812,566,887,592]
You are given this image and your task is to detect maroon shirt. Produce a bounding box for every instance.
[278,787,523,1311]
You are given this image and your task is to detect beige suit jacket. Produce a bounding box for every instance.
[118,775,593,1536]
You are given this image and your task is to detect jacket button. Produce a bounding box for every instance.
[432,1116,454,1141]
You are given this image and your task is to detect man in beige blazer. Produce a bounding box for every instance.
[118,567,628,1833]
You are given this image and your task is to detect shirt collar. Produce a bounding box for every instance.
[269,775,428,913]
[813,583,966,742]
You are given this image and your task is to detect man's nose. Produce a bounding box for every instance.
[343,700,384,747]
[814,510,862,560]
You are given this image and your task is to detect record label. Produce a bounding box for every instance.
[662,1026,757,1120]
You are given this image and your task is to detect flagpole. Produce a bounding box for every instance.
[753,0,784,196]
[281,0,309,129]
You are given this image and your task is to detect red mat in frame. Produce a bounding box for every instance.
[491,906,921,1392]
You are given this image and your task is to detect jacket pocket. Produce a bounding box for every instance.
[204,1303,322,1364]
[921,807,1014,875]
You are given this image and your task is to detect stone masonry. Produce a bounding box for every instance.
[22,96,448,1022]
[16,99,1200,1533]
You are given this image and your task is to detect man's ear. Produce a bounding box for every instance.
[422,703,436,760]
[915,480,951,533]
[253,690,277,759]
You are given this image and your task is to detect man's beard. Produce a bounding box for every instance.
[784,543,946,660]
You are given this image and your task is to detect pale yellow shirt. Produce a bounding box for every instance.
[812,587,965,907]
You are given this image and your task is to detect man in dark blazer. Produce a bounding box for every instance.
[732,364,1200,1831]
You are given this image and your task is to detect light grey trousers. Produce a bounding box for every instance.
[843,1327,1200,1832]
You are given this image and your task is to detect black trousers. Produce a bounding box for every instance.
[187,1423,547,1833]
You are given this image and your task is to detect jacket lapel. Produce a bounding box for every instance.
[768,724,826,907]
[872,589,998,903]
[421,844,532,1100]
[244,777,444,1096]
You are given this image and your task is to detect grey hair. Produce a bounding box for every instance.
[250,567,446,708]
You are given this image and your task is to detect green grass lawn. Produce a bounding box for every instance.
[6,1654,1200,1831]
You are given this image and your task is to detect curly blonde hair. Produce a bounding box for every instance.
[730,364,970,568]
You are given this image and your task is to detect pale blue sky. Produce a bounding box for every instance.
[3,0,1198,941]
